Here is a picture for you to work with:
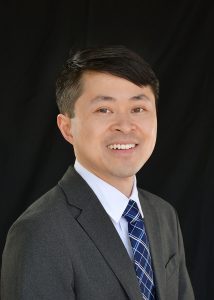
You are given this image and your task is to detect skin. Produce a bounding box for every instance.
[57,71,157,197]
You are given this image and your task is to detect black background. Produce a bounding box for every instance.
[1,1,214,299]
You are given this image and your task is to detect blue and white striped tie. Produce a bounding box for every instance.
[123,200,156,300]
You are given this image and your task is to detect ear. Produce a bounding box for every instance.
[57,114,74,145]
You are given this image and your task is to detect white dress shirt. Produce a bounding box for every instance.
[74,160,144,260]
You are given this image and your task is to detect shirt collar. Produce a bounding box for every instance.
[74,160,144,223]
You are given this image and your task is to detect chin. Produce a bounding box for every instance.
[111,167,139,179]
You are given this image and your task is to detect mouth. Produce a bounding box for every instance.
[107,143,137,150]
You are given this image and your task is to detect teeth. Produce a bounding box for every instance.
[108,144,136,150]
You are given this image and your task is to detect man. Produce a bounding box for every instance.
[1,46,195,300]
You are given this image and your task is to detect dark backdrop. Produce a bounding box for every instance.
[1,1,214,299]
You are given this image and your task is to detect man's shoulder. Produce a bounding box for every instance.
[7,166,88,239]
[22,184,64,216]
[11,167,80,227]
[8,184,69,238]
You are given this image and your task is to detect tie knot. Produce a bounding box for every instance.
[122,200,141,224]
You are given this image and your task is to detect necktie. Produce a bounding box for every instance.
[123,200,156,300]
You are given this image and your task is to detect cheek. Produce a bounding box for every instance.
[72,120,102,143]
[140,117,157,137]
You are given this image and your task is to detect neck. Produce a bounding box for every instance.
[97,175,134,198]
[75,160,135,198]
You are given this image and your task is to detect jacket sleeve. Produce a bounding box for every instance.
[1,217,75,300]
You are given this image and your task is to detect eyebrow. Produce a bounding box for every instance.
[91,94,151,103]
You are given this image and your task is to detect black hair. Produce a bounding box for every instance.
[56,45,159,117]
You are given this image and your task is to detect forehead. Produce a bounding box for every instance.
[81,70,137,89]
[79,71,155,101]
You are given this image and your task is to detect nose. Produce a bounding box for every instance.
[111,113,136,134]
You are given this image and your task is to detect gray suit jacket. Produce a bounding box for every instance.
[1,167,195,300]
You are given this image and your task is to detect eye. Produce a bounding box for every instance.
[96,107,112,114]
[131,107,145,113]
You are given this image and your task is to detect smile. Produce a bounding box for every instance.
[107,144,136,150]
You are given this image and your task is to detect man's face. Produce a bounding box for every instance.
[60,71,157,187]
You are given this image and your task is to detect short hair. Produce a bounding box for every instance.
[56,45,159,118]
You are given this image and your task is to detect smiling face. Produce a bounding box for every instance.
[57,71,157,193]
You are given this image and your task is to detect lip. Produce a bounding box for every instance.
[107,141,138,145]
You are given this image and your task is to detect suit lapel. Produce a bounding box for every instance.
[59,167,142,300]
[139,191,166,300]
